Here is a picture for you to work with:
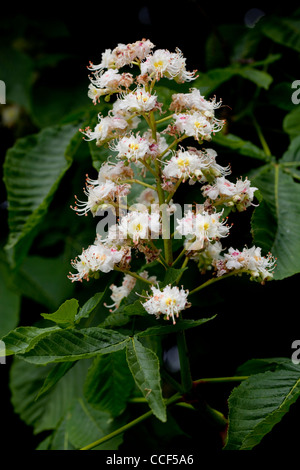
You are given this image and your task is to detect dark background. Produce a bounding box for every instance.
[1,0,300,454]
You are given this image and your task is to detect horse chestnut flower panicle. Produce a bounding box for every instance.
[68,37,275,324]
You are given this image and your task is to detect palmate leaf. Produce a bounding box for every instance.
[3,123,79,268]
[225,361,300,450]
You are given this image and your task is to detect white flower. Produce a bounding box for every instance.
[91,69,132,90]
[94,160,134,183]
[202,176,258,211]
[105,223,128,245]
[87,39,155,72]
[87,84,103,105]
[170,88,222,117]
[141,48,196,83]
[106,270,157,311]
[213,246,276,283]
[80,114,128,145]
[162,148,210,182]
[118,210,161,244]
[72,180,130,216]
[141,284,189,324]
[142,130,170,158]
[88,48,116,72]
[173,112,223,142]
[88,69,134,103]
[106,273,137,311]
[110,133,151,162]
[176,209,230,250]
[196,148,231,180]
[68,240,125,282]
[191,240,224,272]
[115,87,159,115]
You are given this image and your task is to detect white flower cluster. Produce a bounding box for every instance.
[71,160,133,216]
[68,38,275,323]
[162,147,231,184]
[176,209,230,251]
[213,246,276,283]
[106,271,157,312]
[142,285,190,325]
[202,176,258,212]
[69,236,130,282]
[169,88,225,142]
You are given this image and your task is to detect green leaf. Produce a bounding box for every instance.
[43,416,76,450]
[75,292,105,323]
[236,357,293,376]
[66,398,125,450]
[20,327,130,365]
[126,337,166,422]
[281,135,300,163]
[30,80,90,128]
[11,254,75,311]
[235,67,273,90]
[117,299,148,317]
[160,267,188,287]
[2,325,59,356]
[0,255,20,337]
[3,123,79,267]
[136,316,216,337]
[193,68,236,95]
[193,65,273,96]
[0,45,34,111]
[268,82,296,111]
[84,350,134,417]
[41,299,79,328]
[10,358,91,434]
[261,16,300,52]
[250,53,282,68]
[283,106,300,141]
[252,164,300,279]
[99,312,131,328]
[35,362,76,400]
[225,362,300,450]
[213,132,272,162]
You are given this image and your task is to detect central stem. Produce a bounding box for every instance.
[147,111,173,265]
